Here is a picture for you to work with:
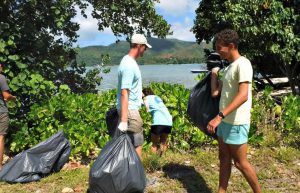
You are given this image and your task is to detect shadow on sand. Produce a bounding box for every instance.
[163,163,213,193]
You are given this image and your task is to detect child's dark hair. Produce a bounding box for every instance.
[215,29,239,47]
[142,87,154,96]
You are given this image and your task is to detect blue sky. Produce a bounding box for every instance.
[73,0,199,47]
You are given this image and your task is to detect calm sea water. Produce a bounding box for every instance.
[96,64,206,91]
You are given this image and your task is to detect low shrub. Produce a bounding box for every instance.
[7,83,299,159]
[9,90,116,159]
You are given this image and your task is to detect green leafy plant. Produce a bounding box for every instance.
[9,90,116,159]
[250,86,300,148]
[250,86,275,145]
[276,94,300,146]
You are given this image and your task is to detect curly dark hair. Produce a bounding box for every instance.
[215,29,239,47]
[142,87,154,96]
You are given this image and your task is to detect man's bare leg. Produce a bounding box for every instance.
[0,135,5,170]
[135,146,142,160]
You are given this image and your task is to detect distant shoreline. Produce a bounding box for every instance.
[77,37,210,67]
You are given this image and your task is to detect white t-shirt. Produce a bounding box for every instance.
[220,56,253,125]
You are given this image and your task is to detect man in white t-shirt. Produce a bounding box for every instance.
[116,34,151,159]
[207,29,262,193]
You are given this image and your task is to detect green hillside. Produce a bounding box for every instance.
[77,38,212,66]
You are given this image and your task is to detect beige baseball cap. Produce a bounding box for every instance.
[131,34,152,48]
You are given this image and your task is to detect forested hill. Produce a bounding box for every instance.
[77,38,212,66]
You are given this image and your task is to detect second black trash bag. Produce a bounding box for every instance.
[105,107,119,137]
[89,134,146,193]
[187,72,220,139]
[0,130,71,183]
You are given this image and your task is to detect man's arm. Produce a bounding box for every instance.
[117,88,129,132]
[211,68,222,97]
[2,91,16,101]
[0,76,15,101]
[120,89,129,122]
[207,82,249,133]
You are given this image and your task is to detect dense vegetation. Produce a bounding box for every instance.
[77,38,211,66]
[192,0,300,95]
[7,83,300,159]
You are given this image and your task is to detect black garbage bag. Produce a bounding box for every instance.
[187,72,220,138]
[0,130,71,183]
[105,107,119,137]
[206,52,228,71]
[89,134,146,193]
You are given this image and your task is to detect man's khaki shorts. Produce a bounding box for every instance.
[0,113,9,135]
[118,110,144,147]
[127,110,143,133]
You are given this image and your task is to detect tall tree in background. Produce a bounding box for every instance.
[0,0,171,120]
[192,0,300,95]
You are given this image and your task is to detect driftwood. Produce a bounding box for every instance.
[254,70,290,92]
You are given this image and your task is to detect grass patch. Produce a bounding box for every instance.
[260,125,282,147]
[274,146,300,163]
[0,168,89,193]
[142,152,162,173]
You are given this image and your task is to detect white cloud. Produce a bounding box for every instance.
[168,17,195,42]
[156,0,198,16]
[167,23,196,41]
[72,4,114,42]
[155,0,198,41]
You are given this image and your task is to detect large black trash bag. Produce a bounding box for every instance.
[89,134,146,193]
[105,107,119,137]
[187,72,220,138]
[0,130,71,183]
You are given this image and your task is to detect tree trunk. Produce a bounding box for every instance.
[284,63,298,95]
[291,61,300,95]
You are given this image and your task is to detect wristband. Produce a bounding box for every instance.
[218,111,225,119]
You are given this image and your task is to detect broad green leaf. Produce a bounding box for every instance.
[8,55,20,61]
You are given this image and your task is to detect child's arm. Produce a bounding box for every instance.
[143,97,150,112]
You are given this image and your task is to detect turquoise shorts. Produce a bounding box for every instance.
[217,121,250,145]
